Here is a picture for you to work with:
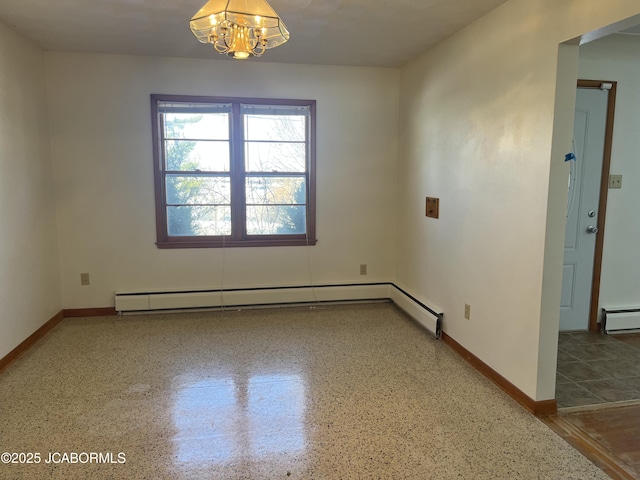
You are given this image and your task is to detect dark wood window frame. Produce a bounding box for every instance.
[151,94,317,249]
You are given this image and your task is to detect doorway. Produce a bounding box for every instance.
[559,80,616,333]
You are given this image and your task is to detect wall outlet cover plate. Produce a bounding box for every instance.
[426,197,440,218]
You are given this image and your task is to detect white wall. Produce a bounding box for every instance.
[0,24,62,359]
[10,0,640,405]
[396,0,640,401]
[46,53,399,308]
[578,34,640,316]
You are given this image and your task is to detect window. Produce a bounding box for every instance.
[151,95,316,248]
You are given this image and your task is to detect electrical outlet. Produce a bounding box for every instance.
[360,264,367,275]
[609,174,622,189]
[464,303,471,320]
[80,273,90,286]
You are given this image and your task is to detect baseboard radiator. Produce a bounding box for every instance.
[115,283,443,339]
[603,307,640,334]
[389,285,442,339]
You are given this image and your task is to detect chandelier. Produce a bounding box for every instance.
[190,0,290,60]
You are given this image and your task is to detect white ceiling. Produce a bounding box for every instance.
[0,0,508,67]
[619,24,640,36]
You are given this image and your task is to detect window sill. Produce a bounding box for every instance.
[156,237,317,249]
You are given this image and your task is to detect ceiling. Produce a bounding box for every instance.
[0,0,508,67]
[619,24,640,35]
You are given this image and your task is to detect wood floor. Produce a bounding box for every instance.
[543,403,640,479]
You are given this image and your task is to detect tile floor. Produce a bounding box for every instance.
[1,303,610,479]
[556,331,640,409]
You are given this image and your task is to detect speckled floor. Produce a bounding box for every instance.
[0,303,609,479]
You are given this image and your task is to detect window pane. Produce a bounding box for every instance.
[245,142,306,172]
[166,175,231,205]
[167,206,231,236]
[246,206,307,235]
[244,115,305,142]
[154,97,315,247]
[164,112,229,140]
[166,140,230,172]
[246,177,306,205]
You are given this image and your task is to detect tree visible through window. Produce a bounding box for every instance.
[151,95,316,248]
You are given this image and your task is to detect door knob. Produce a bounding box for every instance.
[586,225,599,234]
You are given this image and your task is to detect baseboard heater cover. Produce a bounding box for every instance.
[115,283,443,339]
[603,307,640,334]
[115,284,390,313]
[389,285,443,339]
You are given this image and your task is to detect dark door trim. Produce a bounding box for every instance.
[576,79,617,332]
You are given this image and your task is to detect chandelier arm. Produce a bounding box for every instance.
[222,30,233,50]
[252,45,265,56]
[214,42,229,54]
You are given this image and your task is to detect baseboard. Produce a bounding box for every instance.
[63,307,118,317]
[441,332,557,416]
[0,310,64,374]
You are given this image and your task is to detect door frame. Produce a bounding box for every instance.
[576,79,617,332]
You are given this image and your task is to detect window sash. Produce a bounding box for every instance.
[151,95,316,248]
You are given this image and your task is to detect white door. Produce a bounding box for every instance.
[560,88,608,331]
